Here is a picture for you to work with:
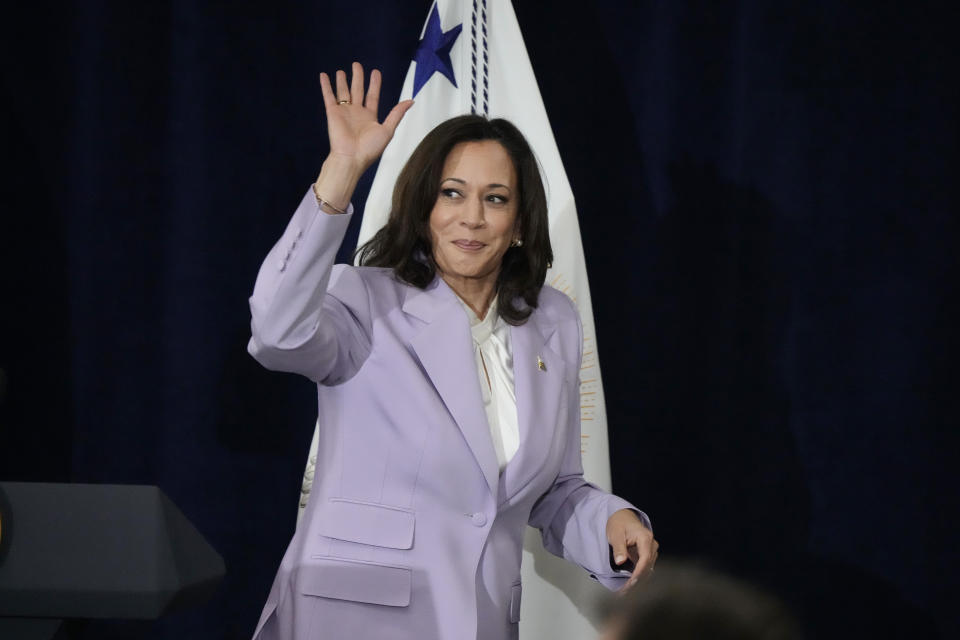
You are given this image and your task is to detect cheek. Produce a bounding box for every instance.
[428,206,455,240]
[495,211,520,246]
[427,214,443,251]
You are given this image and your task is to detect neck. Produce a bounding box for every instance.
[441,273,497,319]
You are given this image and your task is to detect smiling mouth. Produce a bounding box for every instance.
[453,240,486,251]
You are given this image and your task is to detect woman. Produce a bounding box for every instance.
[248,63,658,640]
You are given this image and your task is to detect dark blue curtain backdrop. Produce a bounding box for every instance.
[1,1,956,638]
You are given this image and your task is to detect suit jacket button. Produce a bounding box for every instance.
[471,512,487,527]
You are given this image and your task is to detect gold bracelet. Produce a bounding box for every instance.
[313,182,348,215]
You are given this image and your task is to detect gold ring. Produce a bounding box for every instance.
[337,99,351,105]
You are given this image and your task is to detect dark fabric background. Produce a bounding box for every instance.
[1,1,956,638]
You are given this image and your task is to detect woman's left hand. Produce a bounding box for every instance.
[606,508,658,591]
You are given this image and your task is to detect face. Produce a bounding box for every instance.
[429,140,519,289]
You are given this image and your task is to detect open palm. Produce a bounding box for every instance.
[319,62,414,173]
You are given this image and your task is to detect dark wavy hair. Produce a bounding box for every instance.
[354,115,552,326]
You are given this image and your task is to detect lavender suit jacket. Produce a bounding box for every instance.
[247,190,649,640]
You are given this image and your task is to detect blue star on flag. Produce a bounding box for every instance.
[412,4,463,97]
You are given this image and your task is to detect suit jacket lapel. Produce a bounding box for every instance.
[404,278,500,498]
[501,308,566,503]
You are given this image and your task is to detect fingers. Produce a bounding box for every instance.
[319,72,336,109]
[350,61,365,106]
[630,546,651,579]
[335,69,350,103]
[624,536,658,589]
[383,99,415,134]
[320,64,410,136]
[366,68,382,115]
[610,533,629,570]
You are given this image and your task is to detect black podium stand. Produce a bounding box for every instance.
[0,482,225,639]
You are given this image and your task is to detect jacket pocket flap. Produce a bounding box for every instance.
[301,557,411,607]
[316,498,415,549]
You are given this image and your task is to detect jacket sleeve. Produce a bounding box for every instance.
[526,303,652,590]
[247,188,373,385]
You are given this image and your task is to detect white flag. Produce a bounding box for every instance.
[301,1,615,636]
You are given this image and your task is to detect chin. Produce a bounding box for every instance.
[445,263,498,280]
[444,259,483,275]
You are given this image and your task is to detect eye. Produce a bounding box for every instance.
[486,193,509,204]
[441,188,463,199]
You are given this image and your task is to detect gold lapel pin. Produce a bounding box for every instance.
[537,356,546,371]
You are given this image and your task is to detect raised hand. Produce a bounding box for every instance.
[319,62,414,174]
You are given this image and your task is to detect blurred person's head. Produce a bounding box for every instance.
[599,562,801,640]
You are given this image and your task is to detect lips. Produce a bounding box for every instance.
[453,240,486,251]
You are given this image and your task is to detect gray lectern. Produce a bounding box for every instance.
[0,482,225,639]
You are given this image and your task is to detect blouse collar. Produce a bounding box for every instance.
[454,294,500,344]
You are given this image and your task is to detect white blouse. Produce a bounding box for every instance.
[455,295,519,472]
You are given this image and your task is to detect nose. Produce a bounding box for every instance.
[460,195,486,228]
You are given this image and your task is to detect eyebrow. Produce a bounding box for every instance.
[440,177,513,192]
